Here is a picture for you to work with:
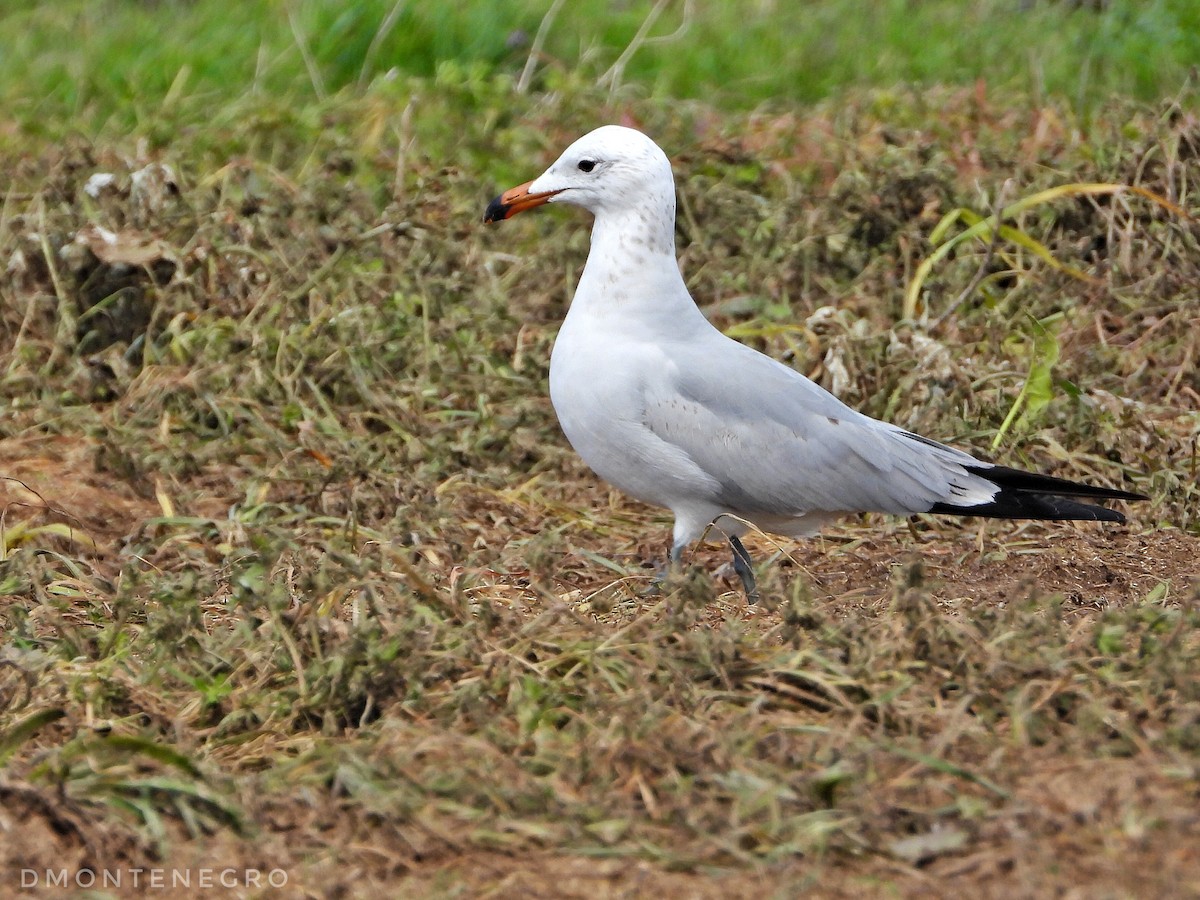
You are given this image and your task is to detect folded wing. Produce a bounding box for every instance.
[642,342,1143,523]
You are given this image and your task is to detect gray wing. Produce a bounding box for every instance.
[642,340,999,517]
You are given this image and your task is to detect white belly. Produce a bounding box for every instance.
[549,320,719,516]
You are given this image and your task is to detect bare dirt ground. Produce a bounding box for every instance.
[3,435,1196,897]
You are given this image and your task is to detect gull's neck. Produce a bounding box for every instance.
[570,194,705,328]
[592,190,676,257]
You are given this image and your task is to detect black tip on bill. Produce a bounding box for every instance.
[483,195,508,224]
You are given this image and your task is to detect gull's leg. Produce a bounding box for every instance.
[658,540,685,582]
[729,536,760,603]
[647,540,687,594]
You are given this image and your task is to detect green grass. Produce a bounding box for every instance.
[1,0,1197,140]
[1,0,1199,894]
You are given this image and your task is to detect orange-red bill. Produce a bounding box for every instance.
[483,181,563,223]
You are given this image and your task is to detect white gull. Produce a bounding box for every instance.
[484,125,1145,599]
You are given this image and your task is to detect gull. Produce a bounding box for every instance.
[484,125,1146,600]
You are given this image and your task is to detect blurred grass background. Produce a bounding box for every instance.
[1,0,1196,140]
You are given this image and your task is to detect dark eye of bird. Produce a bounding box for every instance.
[578,159,596,173]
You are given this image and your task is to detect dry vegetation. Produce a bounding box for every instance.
[2,80,1199,896]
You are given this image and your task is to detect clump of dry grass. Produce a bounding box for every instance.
[1,81,1198,893]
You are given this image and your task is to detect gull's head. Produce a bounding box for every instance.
[484,125,674,223]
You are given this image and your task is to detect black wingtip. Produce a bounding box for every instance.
[930,464,1147,523]
[930,495,1130,522]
